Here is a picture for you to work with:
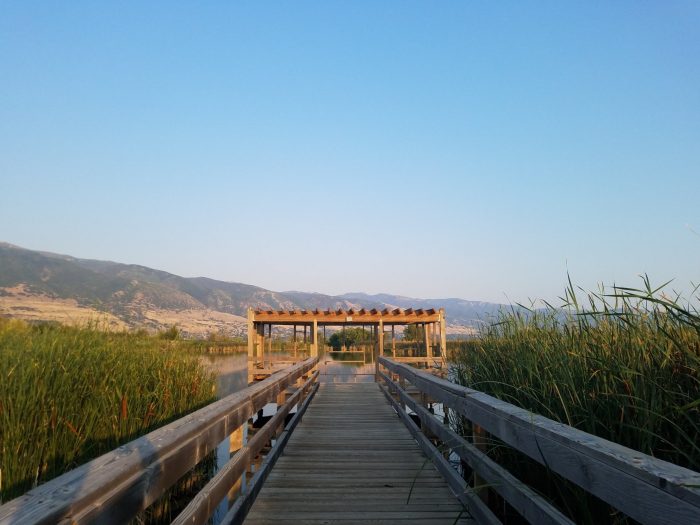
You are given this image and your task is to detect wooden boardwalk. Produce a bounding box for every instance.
[4,356,698,525]
[245,382,471,524]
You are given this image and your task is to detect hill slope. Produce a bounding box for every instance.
[0,242,504,336]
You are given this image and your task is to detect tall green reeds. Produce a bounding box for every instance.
[449,277,700,522]
[451,276,700,469]
[0,319,216,503]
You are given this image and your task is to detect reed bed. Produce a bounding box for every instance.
[449,277,700,522]
[0,319,216,504]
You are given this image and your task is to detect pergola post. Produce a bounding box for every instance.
[247,309,256,384]
[268,323,273,356]
[247,308,255,362]
[293,324,297,358]
[311,320,318,357]
[439,308,447,359]
[258,323,266,364]
[424,322,431,360]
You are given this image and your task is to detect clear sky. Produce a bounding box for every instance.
[1,2,699,304]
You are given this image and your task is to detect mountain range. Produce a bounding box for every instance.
[0,242,506,337]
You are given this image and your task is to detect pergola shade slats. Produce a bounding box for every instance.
[251,308,442,324]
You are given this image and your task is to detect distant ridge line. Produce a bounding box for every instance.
[0,242,505,335]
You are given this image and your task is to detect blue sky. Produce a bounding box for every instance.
[1,2,699,304]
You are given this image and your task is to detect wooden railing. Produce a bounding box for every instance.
[0,357,319,525]
[378,357,700,525]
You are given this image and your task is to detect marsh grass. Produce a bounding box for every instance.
[449,276,700,522]
[0,319,216,505]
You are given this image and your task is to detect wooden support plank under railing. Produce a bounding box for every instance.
[173,370,319,525]
[376,381,500,525]
[379,370,572,525]
[378,357,700,525]
[0,357,319,525]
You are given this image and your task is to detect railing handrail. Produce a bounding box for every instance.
[0,356,319,525]
[377,369,570,525]
[173,369,319,525]
[378,356,700,525]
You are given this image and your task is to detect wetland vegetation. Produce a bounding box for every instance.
[0,319,217,505]
[449,277,700,522]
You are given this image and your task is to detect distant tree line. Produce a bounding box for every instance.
[326,324,426,350]
[327,327,372,350]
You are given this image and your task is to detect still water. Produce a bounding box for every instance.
[200,352,248,397]
[198,353,249,524]
[199,349,380,395]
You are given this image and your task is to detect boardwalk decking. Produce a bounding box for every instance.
[3,356,698,525]
[245,382,471,524]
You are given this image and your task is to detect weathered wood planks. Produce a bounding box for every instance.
[244,382,473,524]
[0,358,318,525]
[175,371,319,525]
[379,357,700,525]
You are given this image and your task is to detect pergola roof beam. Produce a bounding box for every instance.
[250,308,443,325]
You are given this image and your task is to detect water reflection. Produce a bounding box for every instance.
[200,349,381,390]
[200,353,248,397]
[198,353,249,524]
[319,346,376,383]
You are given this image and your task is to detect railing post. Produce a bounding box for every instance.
[230,424,245,496]
[398,373,406,411]
[472,424,489,503]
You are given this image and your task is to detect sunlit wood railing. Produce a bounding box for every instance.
[0,357,319,525]
[5,354,697,525]
[378,357,700,525]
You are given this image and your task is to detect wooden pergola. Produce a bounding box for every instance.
[247,307,447,380]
